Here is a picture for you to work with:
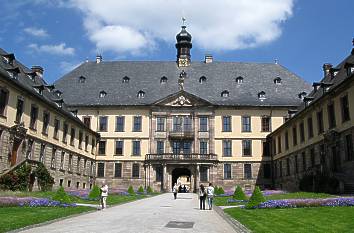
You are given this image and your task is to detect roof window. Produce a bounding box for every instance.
[258,91,266,101]
[6,67,20,80]
[221,90,229,97]
[160,76,167,84]
[99,91,107,98]
[274,77,282,84]
[199,76,207,84]
[33,85,45,95]
[137,90,145,98]
[78,76,86,83]
[122,76,130,83]
[298,92,307,100]
[2,53,15,65]
[236,76,243,84]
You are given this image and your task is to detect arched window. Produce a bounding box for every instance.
[236,76,243,84]
[160,76,168,84]
[258,91,266,100]
[221,90,229,97]
[199,76,207,84]
[274,77,282,84]
[137,90,145,98]
[99,91,107,98]
[78,76,86,83]
[122,76,130,83]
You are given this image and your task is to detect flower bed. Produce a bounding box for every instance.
[0,197,76,207]
[217,189,287,197]
[254,197,354,209]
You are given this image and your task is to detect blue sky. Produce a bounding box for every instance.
[0,0,353,84]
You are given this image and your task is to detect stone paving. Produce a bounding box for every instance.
[19,193,238,233]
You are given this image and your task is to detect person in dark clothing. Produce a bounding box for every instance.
[199,184,206,210]
[183,185,187,193]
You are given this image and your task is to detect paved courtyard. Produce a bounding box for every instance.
[19,193,237,233]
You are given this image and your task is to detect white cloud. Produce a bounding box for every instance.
[67,0,293,54]
[28,43,75,55]
[24,27,49,37]
[59,61,82,73]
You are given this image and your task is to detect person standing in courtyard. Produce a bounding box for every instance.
[100,183,109,210]
[206,183,215,210]
[199,184,206,210]
[173,183,178,199]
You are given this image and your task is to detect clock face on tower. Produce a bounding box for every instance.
[178,58,189,67]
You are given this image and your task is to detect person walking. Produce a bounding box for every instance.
[206,183,215,210]
[100,183,108,210]
[172,183,178,199]
[199,184,206,210]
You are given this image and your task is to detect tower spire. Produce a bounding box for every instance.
[175,22,192,67]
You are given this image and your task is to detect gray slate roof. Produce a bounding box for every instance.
[54,60,312,107]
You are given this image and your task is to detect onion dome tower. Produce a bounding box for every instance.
[175,24,192,67]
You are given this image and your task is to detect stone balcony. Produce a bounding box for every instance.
[145,153,218,163]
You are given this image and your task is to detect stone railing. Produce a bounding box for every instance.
[145,153,218,162]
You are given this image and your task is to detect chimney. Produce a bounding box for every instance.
[322,63,332,77]
[204,54,213,63]
[31,66,44,78]
[96,54,102,64]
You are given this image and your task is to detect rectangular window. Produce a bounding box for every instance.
[279,160,283,177]
[200,141,208,154]
[156,117,165,132]
[307,117,314,139]
[173,116,183,132]
[60,151,65,170]
[317,110,324,134]
[223,140,232,157]
[224,164,232,179]
[39,144,45,163]
[83,116,91,129]
[78,131,83,149]
[244,164,252,179]
[132,141,141,156]
[302,152,306,171]
[242,116,251,132]
[156,165,163,182]
[286,158,290,176]
[97,162,105,177]
[91,139,96,154]
[295,155,298,173]
[116,116,125,132]
[292,126,298,146]
[114,163,122,178]
[68,154,73,172]
[133,116,142,132]
[0,89,9,116]
[62,123,68,143]
[261,116,271,132]
[98,141,106,155]
[262,141,269,157]
[172,141,180,154]
[299,122,305,143]
[328,103,336,129]
[77,156,81,173]
[199,116,208,132]
[184,116,192,131]
[85,135,89,151]
[277,136,282,154]
[222,116,231,132]
[42,111,50,135]
[156,141,164,154]
[263,164,271,179]
[15,98,24,123]
[200,166,208,182]
[54,119,60,139]
[285,131,289,150]
[341,95,350,122]
[183,141,191,154]
[310,148,315,167]
[99,116,108,131]
[132,163,140,178]
[345,134,353,161]
[70,128,75,146]
[243,140,252,156]
[29,105,38,130]
[26,139,34,159]
[83,159,87,175]
[115,140,124,155]
[51,147,56,169]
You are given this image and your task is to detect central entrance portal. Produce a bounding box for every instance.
[172,168,191,192]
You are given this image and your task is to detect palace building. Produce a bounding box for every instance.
[268,45,354,194]
[54,25,311,192]
[0,48,99,190]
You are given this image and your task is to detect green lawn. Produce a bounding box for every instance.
[225,207,354,233]
[214,196,245,206]
[0,206,92,233]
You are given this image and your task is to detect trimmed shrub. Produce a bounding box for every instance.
[233,186,247,200]
[0,163,31,191]
[137,186,144,193]
[88,185,101,199]
[33,163,54,191]
[52,186,72,204]
[146,186,153,194]
[127,186,135,195]
[218,186,225,195]
[246,186,266,209]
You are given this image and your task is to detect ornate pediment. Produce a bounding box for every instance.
[153,91,212,107]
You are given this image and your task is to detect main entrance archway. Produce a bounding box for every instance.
[172,168,191,192]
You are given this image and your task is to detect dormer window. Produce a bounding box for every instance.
[137,90,145,98]
[298,92,307,100]
[258,91,266,101]
[78,76,86,83]
[45,85,55,92]
[347,66,354,77]
[199,76,207,84]
[236,76,243,84]
[99,91,107,98]
[2,53,15,65]
[274,77,282,84]
[33,85,44,95]
[221,90,229,97]
[54,99,64,108]
[122,76,130,83]
[54,90,62,97]
[6,67,20,80]
[160,76,167,84]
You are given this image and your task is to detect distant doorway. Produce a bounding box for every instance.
[10,138,22,166]
[172,168,191,193]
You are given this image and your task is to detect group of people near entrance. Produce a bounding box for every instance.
[172,182,215,210]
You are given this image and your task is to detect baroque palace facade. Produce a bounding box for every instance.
[54,26,310,192]
[0,48,99,190]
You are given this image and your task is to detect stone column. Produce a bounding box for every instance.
[194,164,200,192]
[163,163,167,192]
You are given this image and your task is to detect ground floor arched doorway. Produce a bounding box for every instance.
[172,167,191,192]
